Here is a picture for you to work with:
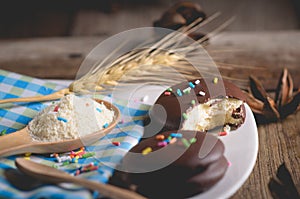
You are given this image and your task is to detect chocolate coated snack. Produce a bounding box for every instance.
[116,130,228,199]
[145,78,246,135]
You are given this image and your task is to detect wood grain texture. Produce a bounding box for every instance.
[0,37,103,79]
[207,31,300,90]
[232,111,300,198]
[0,31,299,89]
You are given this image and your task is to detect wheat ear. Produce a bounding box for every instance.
[0,13,244,104]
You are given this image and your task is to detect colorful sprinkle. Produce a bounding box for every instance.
[56,155,72,163]
[53,106,59,112]
[189,137,197,144]
[218,131,227,136]
[189,82,195,88]
[70,147,85,158]
[50,153,58,158]
[157,141,168,147]
[191,100,196,105]
[228,161,232,167]
[170,133,183,138]
[112,141,121,146]
[213,77,219,84]
[164,91,171,96]
[103,123,109,128]
[24,152,31,160]
[199,91,205,96]
[163,138,170,144]
[82,152,95,158]
[169,137,177,144]
[181,138,190,148]
[72,156,79,163]
[142,147,152,155]
[167,88,173,92]
[62,161,70,166]
[96,108,102,113]
[156,134,165,140]
[183,87,191,94]
[74,163,99,175]
[177,89,183,97]
[75,170,81,176]
[57,117,68,123]
[51,147,95,166]
[0,129,7,136]
[182,113,188,120]
[195,80,200,85]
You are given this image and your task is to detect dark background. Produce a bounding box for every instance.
[0,0,299,39]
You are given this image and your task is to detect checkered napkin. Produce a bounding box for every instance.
[0,69,150,199]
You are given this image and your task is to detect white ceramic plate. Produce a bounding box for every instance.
[50,81,258,199]
[115,84,259,199]
[190,103,258,199]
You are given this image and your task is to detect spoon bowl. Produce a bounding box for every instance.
[0,99,120,157]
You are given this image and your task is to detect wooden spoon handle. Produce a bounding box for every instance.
[72,177,147,199]
[0,128,32,157]
[15,158,147,199]
[0,88,70,104]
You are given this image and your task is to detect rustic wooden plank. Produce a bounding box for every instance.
[0,37,104,79]
[207,31,300,90]
[232,111,300,198]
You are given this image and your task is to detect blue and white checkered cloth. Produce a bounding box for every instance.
[0,69,150,199]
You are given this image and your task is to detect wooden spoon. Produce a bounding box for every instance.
[0,99,120,157]
[15,158,146,199]
[0,88,70,104]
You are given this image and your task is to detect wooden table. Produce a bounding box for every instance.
[0,31,299,198]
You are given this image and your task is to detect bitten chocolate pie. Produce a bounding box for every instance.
[145,78,246,134]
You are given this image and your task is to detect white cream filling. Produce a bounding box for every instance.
[182,98,244,131]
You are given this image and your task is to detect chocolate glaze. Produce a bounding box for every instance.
[116,130,228,199]
[144,78,246,134]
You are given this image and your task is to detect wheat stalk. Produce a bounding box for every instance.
[0,13,252,104]
[69,13,231,93]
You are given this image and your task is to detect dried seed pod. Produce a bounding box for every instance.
[153,2,206,30]
[249,75,268,102]
[280,91,300,119]
[246,69,299,123]
[263,97,280,121]
[153,11,186,30]
[174,2,206,24]
[244,91,264,114]
[275,68,294,107]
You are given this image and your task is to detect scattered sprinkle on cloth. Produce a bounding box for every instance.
[0,69,150,199]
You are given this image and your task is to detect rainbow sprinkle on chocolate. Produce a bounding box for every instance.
[177,89,183,97]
